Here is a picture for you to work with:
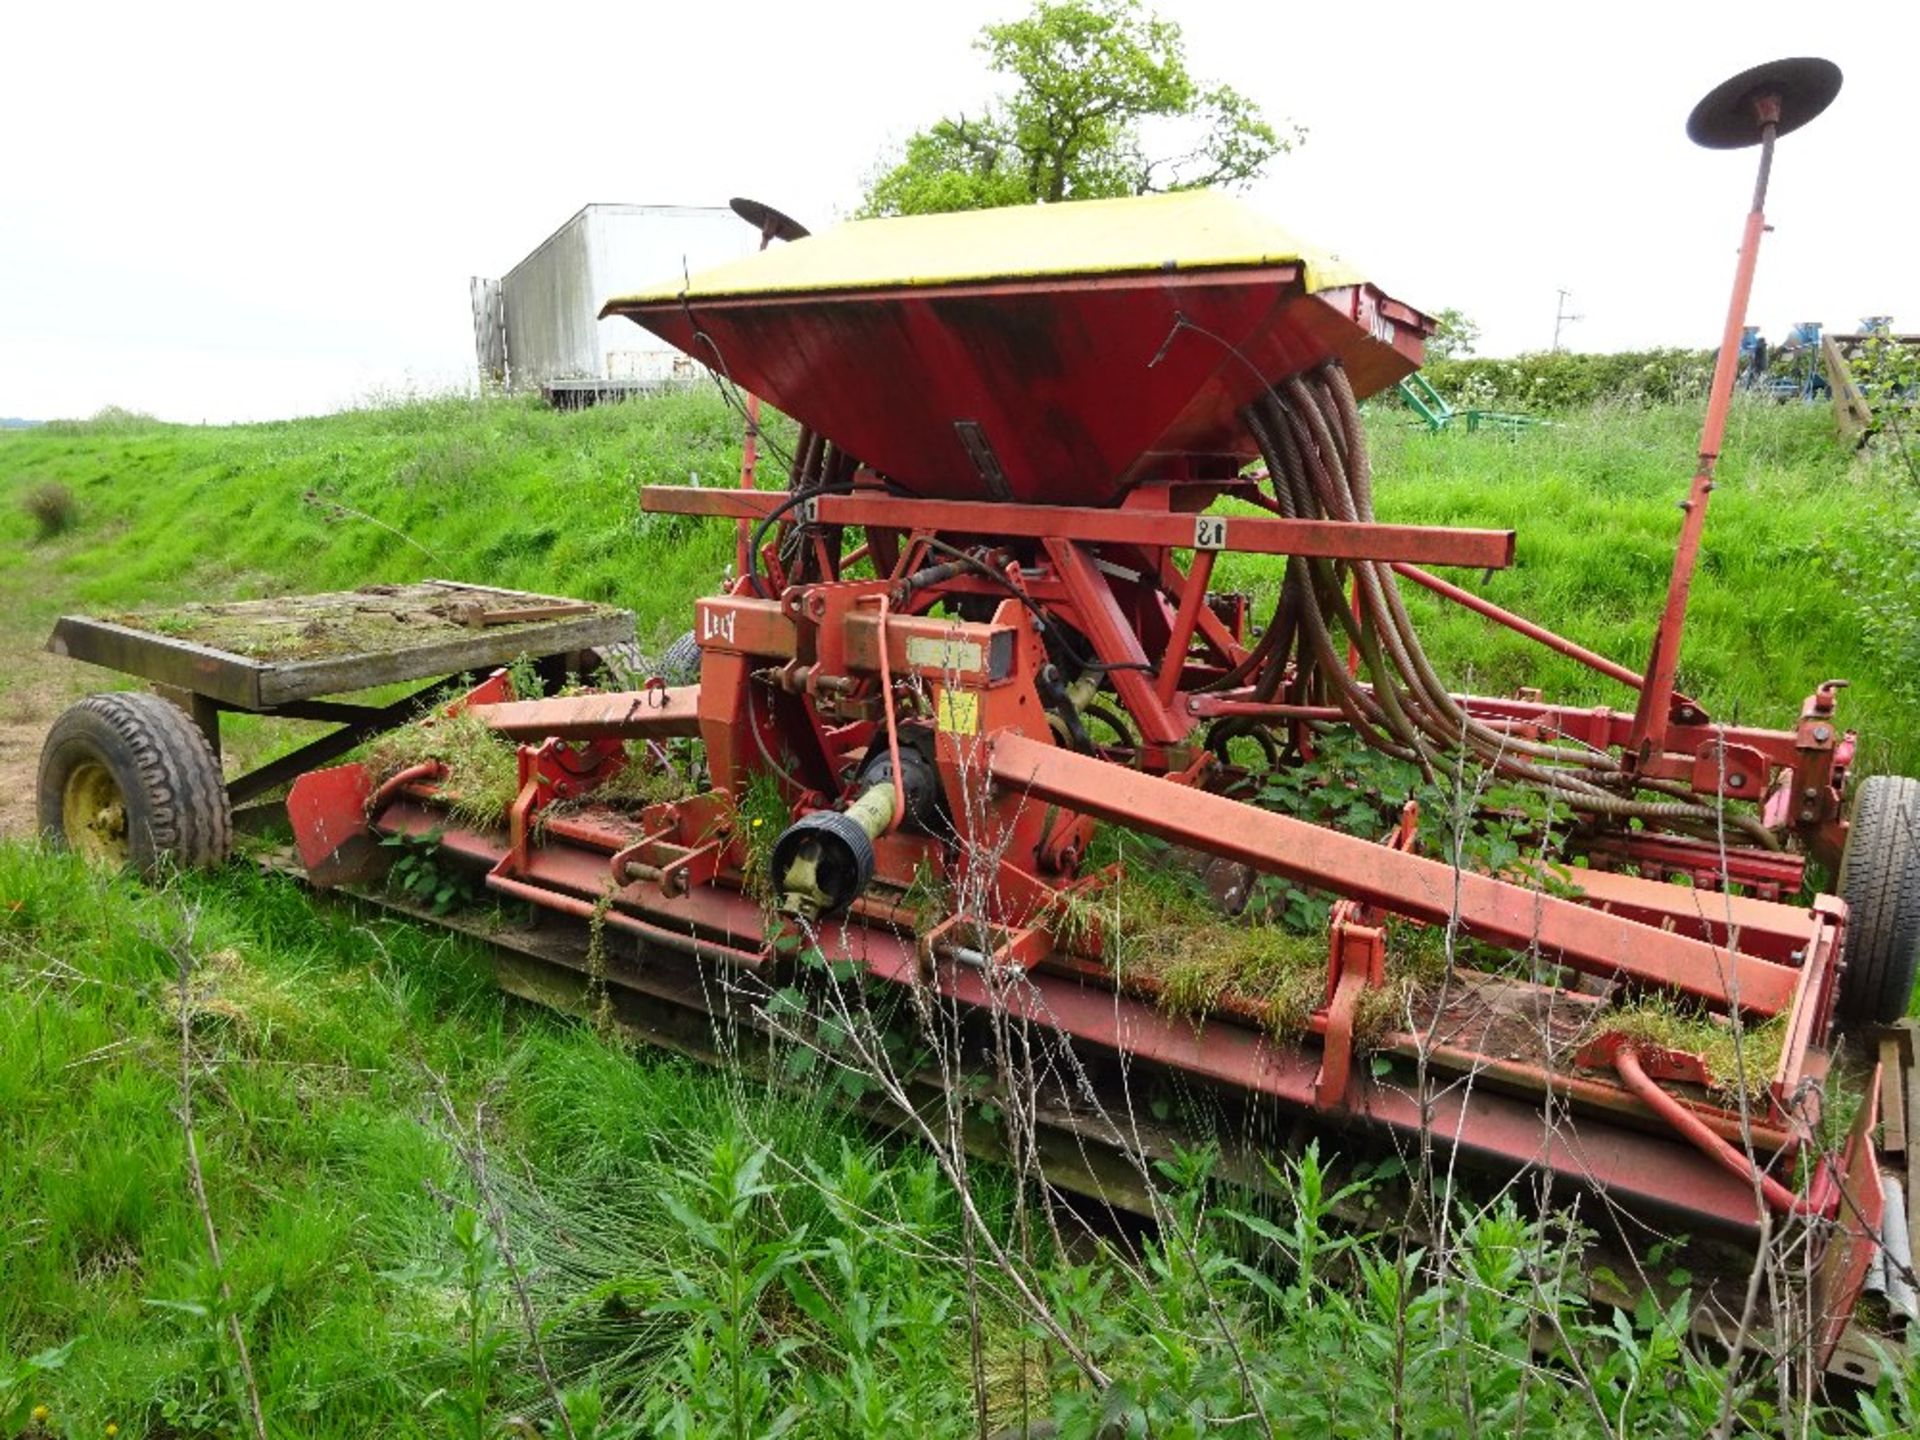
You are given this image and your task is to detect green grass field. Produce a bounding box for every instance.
[3,390,1917,1437]
[5,390,1912,773]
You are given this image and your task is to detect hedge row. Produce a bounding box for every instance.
[1421,348,1717,412]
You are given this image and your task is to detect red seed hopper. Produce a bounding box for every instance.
[604,189,1427,505]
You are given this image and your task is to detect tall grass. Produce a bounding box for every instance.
[6,848,1913,1434]
[0,848,1000,1434]
[5,387,1919,1433]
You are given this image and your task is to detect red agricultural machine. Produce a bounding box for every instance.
[35,58,1920,1379]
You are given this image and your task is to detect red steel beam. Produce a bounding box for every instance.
[1189,686,1809,771]
[1560,865,1818,956]
[642,486,1516,570]
[987,733,1800,1015]
[1044,536,1187,744]
[1629,102,1783,759]
[474,687,703,740]
[1392,563,1643,690]
[1157,548,1218,706]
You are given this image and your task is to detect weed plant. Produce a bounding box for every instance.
[6,844,1918,1434]
[20,482,77,540]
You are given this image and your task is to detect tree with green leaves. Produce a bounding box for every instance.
[1427,308,1481,362]
[861,0,1300,217]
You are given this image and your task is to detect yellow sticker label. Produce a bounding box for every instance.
[935,688,980,735]
[905,636,983,673]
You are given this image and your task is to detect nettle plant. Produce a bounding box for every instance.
[381,828,476,914]
[1249,731,1575,932]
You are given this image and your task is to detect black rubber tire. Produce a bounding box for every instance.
[658,629,702,686]
[1835,774,1920,1028]
[37,692,232,873]
[593,630,700,688]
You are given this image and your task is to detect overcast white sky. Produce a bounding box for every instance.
[2,0,1913,423]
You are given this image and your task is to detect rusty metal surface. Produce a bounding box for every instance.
[287,762,379,888]
[613,272,1418,506]
[1811,1070,1887,1367]
[329,799,1790,1233]
[987,731,1802,1016]
[642,486,1517,570]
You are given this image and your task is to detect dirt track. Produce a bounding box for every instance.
[0,646,94,838]
[0,652,79,840]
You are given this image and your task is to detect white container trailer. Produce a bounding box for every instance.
[472,204,755,395]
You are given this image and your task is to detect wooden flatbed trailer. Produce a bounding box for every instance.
[37,580,633,863]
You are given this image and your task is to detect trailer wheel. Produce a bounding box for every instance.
[593,630,701,689]
[658,629,702,686]
[1835,774,1920,1028]
[37,693,232,873]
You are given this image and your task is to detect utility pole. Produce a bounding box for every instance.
[1552,288,1583,351]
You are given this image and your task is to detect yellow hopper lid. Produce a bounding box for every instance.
[606,189,1369,305]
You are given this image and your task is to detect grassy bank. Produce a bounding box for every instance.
[5,390,1912,774]
[0,392,747,672]
[4,388,1918,1435]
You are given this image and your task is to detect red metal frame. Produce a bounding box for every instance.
[294,786,1820,1237]
[287,446,1867,1239]
[291,434,1866,1225]
[284,120,1898,1295]
[286,503,1854,1214]
[1629,93,1786,767]
[642,484,1518,570]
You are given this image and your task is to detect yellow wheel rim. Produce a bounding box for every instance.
[63,760,130,864]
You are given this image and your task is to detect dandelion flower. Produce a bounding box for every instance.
[30,1405,49,1423]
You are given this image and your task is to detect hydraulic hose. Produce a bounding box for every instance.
[1234,362,1778,848]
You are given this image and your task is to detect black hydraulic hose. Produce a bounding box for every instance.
[1249,399,1422,757]
[1234,363,1779,848]
[746,480,859,598]
[1275,377,1619,780]
[915,538,1148,676]
[788,425,823,490]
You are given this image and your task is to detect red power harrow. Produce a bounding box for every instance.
[288,57,1918,1376]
